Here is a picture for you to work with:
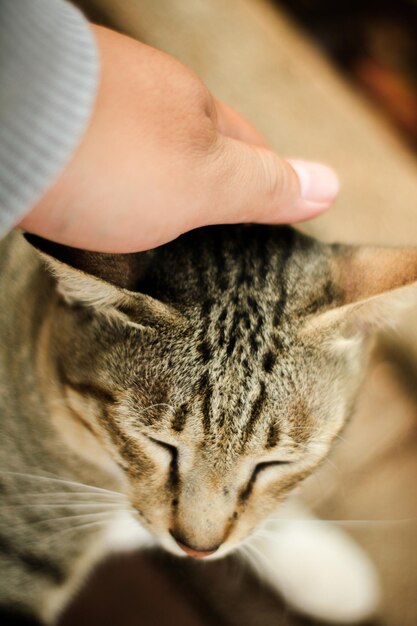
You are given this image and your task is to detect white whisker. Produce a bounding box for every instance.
[48,519,115,540]
[15,509,133,531]
[261,516,417,528]
[2,491,125,501]
[239,544,263,578]
[1,502,125,510]
[140,403,175,414]
[244,541,272,572]
[0,470,124,497]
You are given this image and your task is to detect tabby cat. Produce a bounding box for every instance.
[1,225,417,624]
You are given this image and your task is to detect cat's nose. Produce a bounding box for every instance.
[176,540,218,558]
[170,531,219,558]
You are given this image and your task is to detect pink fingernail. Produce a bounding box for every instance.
[288,159,340,205]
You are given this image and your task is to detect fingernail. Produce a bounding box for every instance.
[288,160,340,206]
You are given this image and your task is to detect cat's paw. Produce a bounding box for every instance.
[246,504,381,624]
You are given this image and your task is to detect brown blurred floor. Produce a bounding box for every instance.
[305,353,417,626]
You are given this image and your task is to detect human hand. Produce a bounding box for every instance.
[19,24,339,253]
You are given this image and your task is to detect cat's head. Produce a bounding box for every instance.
[26,226,417,559]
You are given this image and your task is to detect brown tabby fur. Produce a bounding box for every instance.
[1,225,417,623]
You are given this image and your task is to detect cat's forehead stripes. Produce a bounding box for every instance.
[241,382,267,449]
[189,229,299,373]
[262,350,276,373]
[165,228,302,452]
[53,225,340,468]
[171,403,189,433]
[266,423,280,449]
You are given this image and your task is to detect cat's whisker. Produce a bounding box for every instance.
[239,544,264,579]
[0,470,125,497]
[280,438,343,477]
[250,532,276,543]
[260,516,417,529]
[46,508,139,540]
[321,456,341,475]
[0,502,126,510]
[1,491,127,502]
[333,433,349,445]
[245,541,267,560]
[286,426,348,438]
[319,518,417,526]
[50,398,175,415]
[124,402,175,422]
[314,456,342,474]
[251,521,292,539]
[117,431,143,455]
[17,509,134,530]
[139,402,175,415]
[252,525,282,535]
[47,519,116,540]
[302,451,341,477]
[4,491,127,503]
[306,472,334,508]
[47,397,74,410]
[239,544,255,565]
[244,541,273,572]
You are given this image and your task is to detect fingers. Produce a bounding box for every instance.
[202,137,339,226]
[213,98,268,147]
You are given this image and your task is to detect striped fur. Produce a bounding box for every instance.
[1,225,417,622]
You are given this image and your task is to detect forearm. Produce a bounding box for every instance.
[0,0,99,237]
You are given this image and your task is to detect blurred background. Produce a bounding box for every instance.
[22,1,417,625]
[278,0,417,152]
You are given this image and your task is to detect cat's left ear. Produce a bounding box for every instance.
[24,234,182,326]
[304,245,417,340]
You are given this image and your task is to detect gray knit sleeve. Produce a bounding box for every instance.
[0,0,99,236]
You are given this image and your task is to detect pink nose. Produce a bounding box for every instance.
[169,530,220,558]
[176,540,218,559]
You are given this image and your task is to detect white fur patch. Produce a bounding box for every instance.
[245,499,381,624]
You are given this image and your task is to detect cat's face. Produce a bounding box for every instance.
[31,226,417,558]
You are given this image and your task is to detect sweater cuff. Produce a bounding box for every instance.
[0,0,99,236]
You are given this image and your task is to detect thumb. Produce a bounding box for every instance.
[203,137,339,226]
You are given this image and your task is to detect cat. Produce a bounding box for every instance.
[1,224,417,625]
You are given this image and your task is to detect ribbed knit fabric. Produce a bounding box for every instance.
[0,0,99,236]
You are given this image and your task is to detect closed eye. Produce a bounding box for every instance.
[148,436,178,460]
[253,460,291,480]
[240,460,292,503]
[148,437,179,487]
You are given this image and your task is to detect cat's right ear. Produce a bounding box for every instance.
[302,244,417,344]
[24,234,183,327]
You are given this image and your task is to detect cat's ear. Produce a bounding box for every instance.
[304,245,417,341]
[24,234,182,326]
